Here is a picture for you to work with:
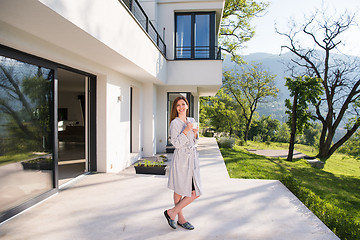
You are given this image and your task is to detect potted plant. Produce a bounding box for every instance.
[159,154,168,162]
[134,159,166,175]
[21,158,53,171]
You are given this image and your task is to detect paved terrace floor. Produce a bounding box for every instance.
[0,138,338,240]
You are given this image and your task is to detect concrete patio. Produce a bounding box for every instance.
[0,138,338,240]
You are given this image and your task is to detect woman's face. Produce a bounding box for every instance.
[176,99,188,115]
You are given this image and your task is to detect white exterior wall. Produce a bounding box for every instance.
[167,60,223,95]
[156,87,169,153]
[105,73,142,172]
[139,0,158,26]
[142,83,157,157]
[39,0,167,83]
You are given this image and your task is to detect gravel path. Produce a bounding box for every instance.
[246,149,309,159]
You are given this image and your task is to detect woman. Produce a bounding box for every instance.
[164,96,201,230]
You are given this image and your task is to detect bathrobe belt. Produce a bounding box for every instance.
[177,146,197,170]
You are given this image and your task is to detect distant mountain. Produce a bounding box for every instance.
[223,52,295,100]
[223,52,293,122]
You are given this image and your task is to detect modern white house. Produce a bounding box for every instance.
[0,0,224,222]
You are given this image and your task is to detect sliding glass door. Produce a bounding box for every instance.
[0,45,97,223]
[0,53,55,220]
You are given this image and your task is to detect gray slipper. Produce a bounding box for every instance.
[164,210,176,229]
[177,221,194,230]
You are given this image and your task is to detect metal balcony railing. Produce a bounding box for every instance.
[120,0,166,57]
[175,46,222,60]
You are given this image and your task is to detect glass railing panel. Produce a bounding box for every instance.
[175,46,222,60]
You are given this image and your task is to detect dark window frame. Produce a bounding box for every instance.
[175,12,216,60]
[130,87,133,153]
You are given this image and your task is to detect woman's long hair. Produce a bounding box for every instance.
[170,96,189,124]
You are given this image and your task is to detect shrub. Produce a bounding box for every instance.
[203,131,214,137]
[217,137,235,148]
[281,174,360,240]
[253,135,262,142]
[265,135,271,145]
[235,137,245,146]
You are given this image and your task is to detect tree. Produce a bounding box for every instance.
[285,76,323,161]
[277,9,360,158]
[0,60,52,154]
[248,115,280,141]
[200,89,242,135]
[220,0,268,63]
[298,122,322,147]
[274,123,290,143]
[223,63,278,141]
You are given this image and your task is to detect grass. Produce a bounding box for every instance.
[221,141,360,225]
[323,153,360,177]
[0,152,39,166]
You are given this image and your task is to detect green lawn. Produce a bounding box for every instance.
[221,142,360,224]
[0,152,39,166]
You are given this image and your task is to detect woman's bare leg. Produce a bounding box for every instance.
[174,192,186,224]
[168,191,199,221]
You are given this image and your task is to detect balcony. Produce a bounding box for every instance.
[175,46,222,60]
[120,0,166,57]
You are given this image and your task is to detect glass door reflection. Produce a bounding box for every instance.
[0,55,54,215]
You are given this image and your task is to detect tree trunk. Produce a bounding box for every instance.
[244,121,250,142]
[318,80,360,159]
[318,115,336,159]
[0,102,33,139]
[321,121,360,158]
[318,142,331,159]
[287,93,298,161]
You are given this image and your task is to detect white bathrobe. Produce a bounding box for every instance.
[167,117,202,197]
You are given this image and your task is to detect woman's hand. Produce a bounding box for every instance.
[182,122,193,135]
[193,126,199,139]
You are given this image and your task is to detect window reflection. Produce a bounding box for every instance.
[195,14,210,58]
[0,56,54,214]
[176,15,192,59]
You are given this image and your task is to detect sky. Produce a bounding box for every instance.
[239,0,360,56]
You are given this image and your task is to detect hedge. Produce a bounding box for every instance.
[281,174,360,240]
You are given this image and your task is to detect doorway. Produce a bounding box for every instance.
[167,92,194,143]
[57,68,87,186]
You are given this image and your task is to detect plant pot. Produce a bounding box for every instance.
[21,162,39,170]
[21,158,53,171]
[134,165,166,175]
[166,145,175,153]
